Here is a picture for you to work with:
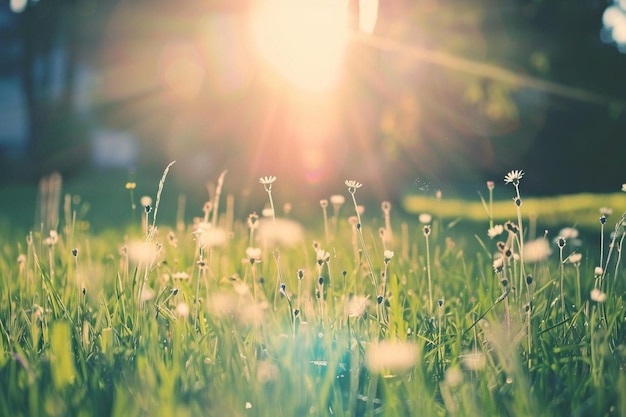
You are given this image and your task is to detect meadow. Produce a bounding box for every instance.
[0,166,624,417]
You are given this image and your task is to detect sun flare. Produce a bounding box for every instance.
[249,0,349,92]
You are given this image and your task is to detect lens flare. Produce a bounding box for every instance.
[249,0,349,92]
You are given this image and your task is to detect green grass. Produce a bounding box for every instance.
[0,169,625,417]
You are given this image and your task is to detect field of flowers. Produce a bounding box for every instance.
[0,166,624,417]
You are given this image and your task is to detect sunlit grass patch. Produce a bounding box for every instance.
[0,167,624,417]
[403,191,626,229]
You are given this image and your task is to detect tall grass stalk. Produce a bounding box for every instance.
[345,180,378,291]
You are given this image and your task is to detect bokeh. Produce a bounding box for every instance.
[1,0,626,204]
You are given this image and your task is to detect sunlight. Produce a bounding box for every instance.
[249,0,349,92]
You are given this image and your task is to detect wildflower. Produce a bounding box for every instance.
[172,271,190,280]
[247,212,260,229]
[594,266,603,276]
[259,175,276,185]
[167,231,178,247]
[365,341,419,374]
[383,250,394,264]
[140,196,153,207]
[599,207,613,216]
[256,218,304,247]
[316,249,330,265]
[245,247,262,264]
[556,236,566,248]
[460,352,486,371]
[504,170,524,185]
[193,223,228,248]
[127,240,161,264]
[258,175,277,191]
[320,199,328,208]
[175,302,190,318]
[590,288,607,303]
[140,287,155,302]
[493,256,503,273]
[345,295,370,318]
[557,227,579,240]
[600,215,607,225]
[486,180,495,190]
[330,194,345,206]
[423,225,431,236]
[622,183,626,192]
[523,238,552,263]
[345,180,362,194]
[381,201,391,214]
[444,367,463,387]
[505,221,519,234]
[44,230,58,247]
[419,213,432,224]
[71,248,78,257]
[245,402,252,410]
[487,224,504,239]
[567,253,582,265]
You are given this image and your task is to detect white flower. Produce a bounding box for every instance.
[345,180,362,193]
[365,341,419,374]
[44,230,58,246]
[261,207,274,218]
[599,207,613,216]
[245,402,252,410]
[193,223,228,248]
[557,227,579,240]
[330,194,345,206]
[622,183,626,192]
[504,170,524,185]
[590,288,606,303]
[126,240,161,264]
[523,238,552,263]
[256,218,304,247]
[140,196,153,207]
[444,367,463,387]
[345,295,370,318]
[172,271,190,280]
[245,247,262,263]
[140,287,155,302]
[594,266,603,276]
[567,253,582,265]
[418,213,432,224]
[175,302,190,318]
[459,352,486,371]
[259,176,276,192]
[383,250,394,263]
[316,249,330,264]
[258,176,277,185]
[487,225,504,239]
[492,256,504,272]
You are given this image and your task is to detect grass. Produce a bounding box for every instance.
[0,167,625,417]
